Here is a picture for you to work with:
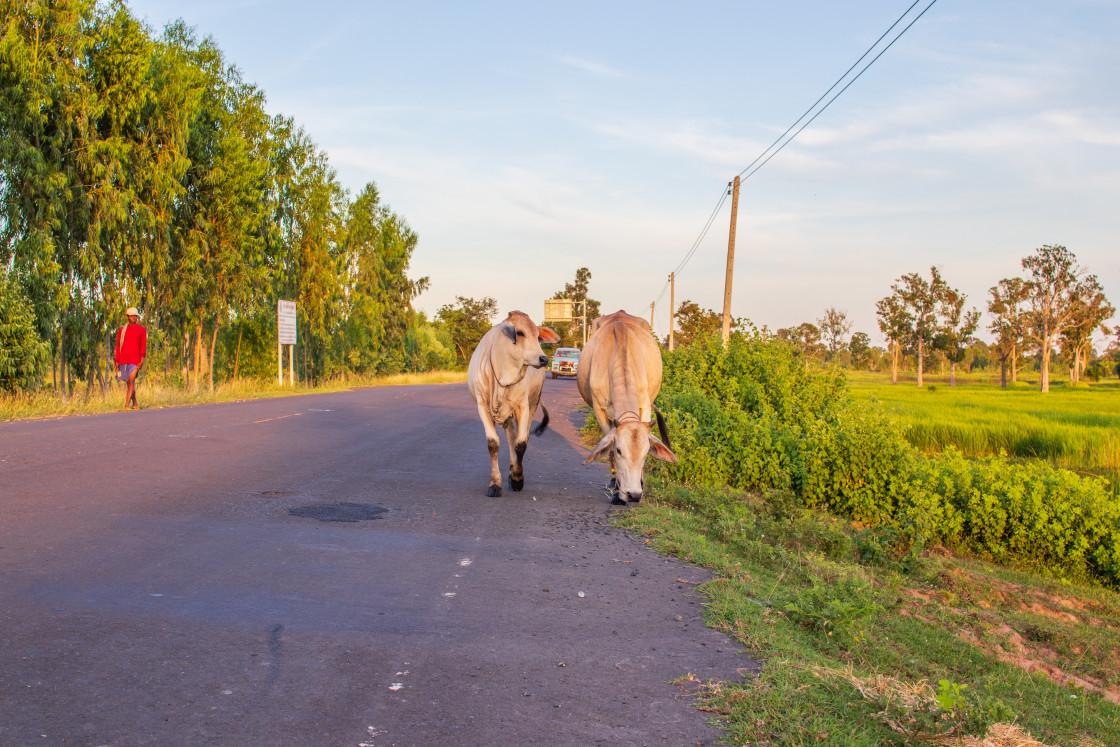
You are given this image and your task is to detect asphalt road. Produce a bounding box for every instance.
[0,380,755,746]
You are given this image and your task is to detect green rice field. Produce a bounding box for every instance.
[847,372,1120,490]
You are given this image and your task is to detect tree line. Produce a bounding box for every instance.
[0,0,439,394]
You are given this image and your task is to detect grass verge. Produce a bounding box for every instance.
[0,371,467,421]
[616,481,1119,746]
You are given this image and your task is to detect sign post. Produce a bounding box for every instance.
[278,300,297,386]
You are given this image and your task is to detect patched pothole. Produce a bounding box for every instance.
[289,502,387,523]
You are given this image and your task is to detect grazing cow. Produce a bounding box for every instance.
[577,310,677,505]
[468,311,562,497]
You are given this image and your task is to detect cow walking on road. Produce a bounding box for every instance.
[468,311,562,497]
[577,310,677,505]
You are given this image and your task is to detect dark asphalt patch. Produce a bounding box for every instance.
[288,502,388,522]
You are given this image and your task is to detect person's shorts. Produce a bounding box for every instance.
[117,364,139,383]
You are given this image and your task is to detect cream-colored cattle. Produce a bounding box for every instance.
[577,310,676,504]
[467,311,561,496]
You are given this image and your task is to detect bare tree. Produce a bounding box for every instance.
[1021,245,1095,393]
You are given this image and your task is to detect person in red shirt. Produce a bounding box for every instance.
[115,306,147,410]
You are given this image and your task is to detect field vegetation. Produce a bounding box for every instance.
[848,372,1120,492]
[603,329,1120,745]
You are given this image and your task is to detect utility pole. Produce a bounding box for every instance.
[721,175,740,345]
[649,301,655,329]
[668,272,675,351]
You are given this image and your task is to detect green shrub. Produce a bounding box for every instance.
[654,330,1120,589]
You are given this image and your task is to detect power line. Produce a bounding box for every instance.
[740,0,939,183]
[653,1,939,317]
[736,0,926,180]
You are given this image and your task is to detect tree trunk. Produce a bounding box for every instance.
[209,324,219,393]
[181,331,190,389]
[60,315,68,396]
[1040,340,1051,393]
[233,326,243,380]
[950,361,957,387]
[193,324,202,395]
[916,338,924,387]
[890,340,899,384]
[1011,343,1019,383]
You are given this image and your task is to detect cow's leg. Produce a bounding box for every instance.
[476,403,503,497]
[504,415,527,491]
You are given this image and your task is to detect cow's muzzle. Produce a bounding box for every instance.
[625,491,643,503]
[535,354,548,368]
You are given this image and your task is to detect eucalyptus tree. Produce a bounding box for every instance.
[932,284,980,387]
[0,0,98,392]
[987,277,1029,387]
[875,291,910,384]
[894,267,945,387]
[165,26,272,391]
[1021,245,1095,393]
[337,181,425,374]
[1059,276,1113,384]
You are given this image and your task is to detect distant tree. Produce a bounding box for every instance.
[1021,245,1098,393]
[550,267,601,348]
[436,296,498,366]
[817,307,852,360]
[1058,276,1113,384]
[787,322,823,372]
[987,277,1030,388]
[933,284,981,387]
[674,300,725,348]
[848,331,872,370]
[894,267,946,388]
[875,292,911,385]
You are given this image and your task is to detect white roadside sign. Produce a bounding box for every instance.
[278,300,297,345]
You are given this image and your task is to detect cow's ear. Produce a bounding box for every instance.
[582,430,616,465]
[648,433,677,464]
[500,323,517,345]
[537,326,561,344]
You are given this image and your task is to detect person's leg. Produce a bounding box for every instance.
[127,368,138,409]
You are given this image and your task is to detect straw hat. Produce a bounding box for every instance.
[126,307,140,317]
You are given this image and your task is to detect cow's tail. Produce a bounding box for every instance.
[653,405,671,448]
[532,405,550,437]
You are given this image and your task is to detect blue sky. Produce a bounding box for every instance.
[128,0,1120,347]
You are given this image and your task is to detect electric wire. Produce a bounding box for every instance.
[740,0,938,183]
[736,0,924,180]
[651,0,938,320]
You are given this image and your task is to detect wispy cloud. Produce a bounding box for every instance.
[553,54,627,78]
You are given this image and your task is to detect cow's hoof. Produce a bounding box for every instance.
[610,495,627,506]
[487,484,502,497]
[509,476,524,491]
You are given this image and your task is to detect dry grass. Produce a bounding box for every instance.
[0,370,467,421]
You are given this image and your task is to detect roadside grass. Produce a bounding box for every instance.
[847,373,1120,491]
[616,481,1120,746]
[0,370,467,421]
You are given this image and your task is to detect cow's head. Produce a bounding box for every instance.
[582,419,677,502]
[492,310,562,386]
